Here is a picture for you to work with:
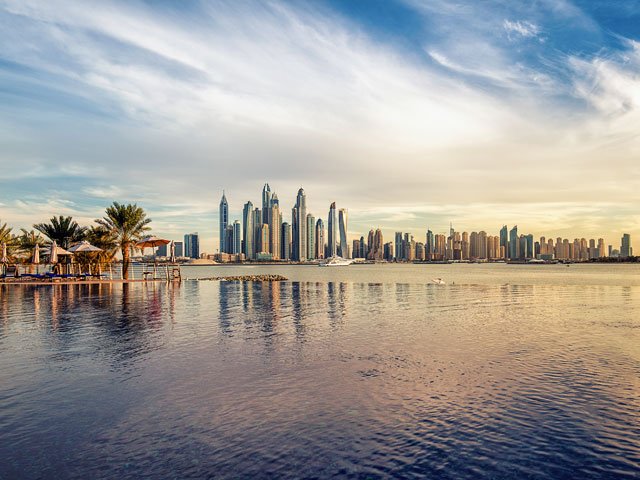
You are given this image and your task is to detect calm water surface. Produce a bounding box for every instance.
[1,264,639,479]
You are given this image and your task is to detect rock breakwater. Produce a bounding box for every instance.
[194,274,287,282]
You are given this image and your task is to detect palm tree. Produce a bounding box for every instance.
[0,219,12,244]
[96,202,151,279]
[34,215,87,248]
[84,226,118,271]
[0,219,17,262]
[16,229,48,263]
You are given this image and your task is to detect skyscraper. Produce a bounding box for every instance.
[328,202,337,257]
[294,188,307,261]
[262,183,271,224]
[242,201,255,259]
[173,241,183,257]
[281,223,291,260]
[500,225,508,259]
[426,230,434,258]
[338,208,349,258]
[509,225,518,260]
[395,232,403,261]
[219,192,228,253]
[233,221,241,255]
[184,233,200,259]
[315,219,325,259]
[268,201,281,259]
[621,233,632,257]
[306,213,315,260]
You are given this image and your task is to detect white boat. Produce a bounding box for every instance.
[431,278,446,285]
[318,256,353,267]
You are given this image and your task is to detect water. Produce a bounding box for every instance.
[1,264,639,479]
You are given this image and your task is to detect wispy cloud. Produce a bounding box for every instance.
[0,0,639,250]
[503,19,540,39]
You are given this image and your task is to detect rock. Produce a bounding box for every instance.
[195,274,287,282]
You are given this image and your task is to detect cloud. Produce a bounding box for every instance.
[0,0,639,251]
[503,19,540,39]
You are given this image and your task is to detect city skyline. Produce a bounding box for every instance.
[165,183,633,260]
[1,1,639,249]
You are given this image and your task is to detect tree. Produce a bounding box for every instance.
[96,202,151,279]
[34,215,87,248]
[16,229,48,262]
[0,219,17,262]
[81,226,118,272]
[0,219,13,245]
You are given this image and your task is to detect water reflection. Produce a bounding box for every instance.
[1,280,640,479]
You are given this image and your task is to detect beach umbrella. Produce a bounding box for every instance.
[170,241,176,263]
[50,241,58,264]
[68,241,102,276]
[136,235,170,258]
[68,240,103,252]
[32,244,40,264]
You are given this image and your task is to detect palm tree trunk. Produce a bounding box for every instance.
[122,245,130,280]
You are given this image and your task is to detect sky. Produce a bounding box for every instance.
[1,0,639,253]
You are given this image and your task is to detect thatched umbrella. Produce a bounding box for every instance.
[69,241,103,276]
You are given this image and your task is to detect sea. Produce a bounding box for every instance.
[1,263,639,479]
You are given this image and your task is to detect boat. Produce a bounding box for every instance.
[318,256,353,267]
[431,278,446,285]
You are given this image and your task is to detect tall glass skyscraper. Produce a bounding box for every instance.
[328,202,337,257]
[262,184,271,224]
[500,225,508,259]
[242,201,254,260]
[315,219,325,259]
[281,223,291,260]
[219,192,228,253]
[306,214,315,260]
[509,225,518,260]
[184,233,200,259]
[294,188,307,261]
[233,221,241,255]
[338,208,349,258]
[621,233,632,257]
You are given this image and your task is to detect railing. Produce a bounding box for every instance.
[3,262,181,281]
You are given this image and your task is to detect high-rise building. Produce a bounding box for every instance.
[174,241,183,257]
[395,232,403,261]
[509,226,518,260]
[262,184,271,224]
[328,202,337,257]
[281,223,291,260]
[359,235,366,258]
[500,225,508,259]
[157,244,167,257]
[306,213,315,260]
[184,233,200,259]
[258,224,269,254]
[597,238,605,258]
[293,188,307,261]
[243,201,255,260]
[268,202,281,260]
[525,234,534,259]
[232,221,241,255]
[315,219,325,259]
[621,233,632,257]
[219,192,228,253]
[353,239,360,259]
[426,230,434,258]
[338,208,349,258]
[371,229,383,260]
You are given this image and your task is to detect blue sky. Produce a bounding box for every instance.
[1,0,639,252]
